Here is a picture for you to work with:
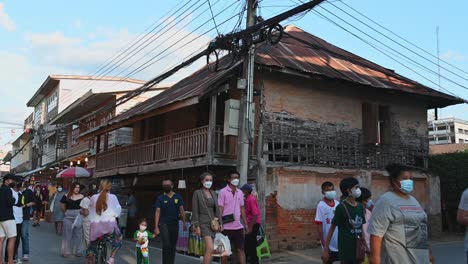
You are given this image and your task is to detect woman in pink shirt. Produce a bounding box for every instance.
[241,184,261,264]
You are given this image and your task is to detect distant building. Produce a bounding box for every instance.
[428,118,468,145]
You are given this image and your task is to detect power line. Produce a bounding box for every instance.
[311,10,465,99]
[317,6,468,92]
[79,0,204,91]
[327,1,468,83]
[339,1,468,77]
[74,0,193,91]
[208,0,220,35]
[42,6,246,134]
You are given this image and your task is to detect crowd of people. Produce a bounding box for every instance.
[0,162,467,264]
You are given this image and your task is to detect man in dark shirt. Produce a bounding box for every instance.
[20,181,35,261]
[0,174,17,264]
[154,179,186,264]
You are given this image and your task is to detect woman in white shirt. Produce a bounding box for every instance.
[85,180,122,264]
[5,182,23,262]
[80,183,98,248]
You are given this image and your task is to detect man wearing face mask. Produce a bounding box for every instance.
[323,177,366,264]
[368,163,432,264]
[154,178,187,264]
[0,174,17,264]
[218,171,248,264]
[315,181,340,264]
[20,181,35,262]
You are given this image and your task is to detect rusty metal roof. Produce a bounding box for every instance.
[255,25,462,105]
[96,25,463,133]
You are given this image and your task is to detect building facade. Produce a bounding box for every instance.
[82,26,462,250]
[428,118,468,145]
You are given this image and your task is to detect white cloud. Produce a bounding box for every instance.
[440,50,468,62]
[0,2,15,32]
[25,31,81,46]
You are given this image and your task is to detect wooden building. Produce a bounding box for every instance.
[84,26,463,250]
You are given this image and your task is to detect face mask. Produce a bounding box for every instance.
[366,199,373,209]
[324,190,336,200]
[400,179,414,194]
[351,187,362,198]
[58,187,63,192]
[231,179,240,187]
[163,186,172,193]
[203,181,213,189]
[140,225,147,231]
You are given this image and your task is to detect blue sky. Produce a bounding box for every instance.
[0,0,467,145]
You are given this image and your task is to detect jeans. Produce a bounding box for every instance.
[21,220,30,255]
[160,224,178,264]
[245,223,260,264]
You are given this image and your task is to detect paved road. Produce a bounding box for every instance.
[16,221,200,264]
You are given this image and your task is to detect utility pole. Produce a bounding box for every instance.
[435,26,441,120]
[237,0,257,184]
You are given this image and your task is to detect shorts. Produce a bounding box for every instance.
[222,228,245,250]
[0,220,17,238]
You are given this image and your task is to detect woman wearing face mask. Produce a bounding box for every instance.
[50,186,66,235]
[192,172,224,264]
[32,186,44,227]
[356,187,372,254]
[323,177,366,264]
[368,163,432,264]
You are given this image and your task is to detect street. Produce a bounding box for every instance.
[20,221,198,264]
[13,221,465,263]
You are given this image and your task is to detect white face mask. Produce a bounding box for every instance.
[324,190,336,200]
[140,225,147,231]
[203,181,213,189]
[58,187,63,192]
[351,187,362,198]
[231,179,240,187]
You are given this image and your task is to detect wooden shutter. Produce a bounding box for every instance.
[379,105,391,144]
[362,103,378,144]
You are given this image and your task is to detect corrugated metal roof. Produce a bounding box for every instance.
[255,25,461,103]
[97,25,463,132]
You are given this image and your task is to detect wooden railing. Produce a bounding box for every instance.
[96,126,216,171]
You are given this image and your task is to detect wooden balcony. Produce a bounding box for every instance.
[95,126,238,174]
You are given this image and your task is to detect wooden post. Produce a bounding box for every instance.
[207,94,217,163]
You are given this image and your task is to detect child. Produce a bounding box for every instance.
[356,187,372,252]
[315,181,340,264]
[134,219,155,264]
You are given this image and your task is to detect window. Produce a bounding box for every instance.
[362,103,391,145]
[459,139,464,143]
[437,125,447,131]
[428,127,434,132]
[438,136,448,141]
[47,92,58,112]
[465,130,468,135]
[459,128,464,133]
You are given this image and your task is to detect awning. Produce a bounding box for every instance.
[16,166,46,177]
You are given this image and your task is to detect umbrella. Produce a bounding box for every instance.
[56,167,91,178]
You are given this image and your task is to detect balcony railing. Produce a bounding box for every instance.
[97,126,238,172]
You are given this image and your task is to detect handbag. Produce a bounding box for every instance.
[221,190,238,224]
[342,202,368,262]
[200,190,221,232]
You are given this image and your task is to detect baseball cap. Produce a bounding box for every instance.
[241,184,253,192]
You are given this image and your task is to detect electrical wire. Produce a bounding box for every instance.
[1,137,32,165]
[311,10,465,99]
[208,0,221,35]
[339,1,468,76]
[327,1,468,83]
[317,6,468,92]
[77,0,198,91]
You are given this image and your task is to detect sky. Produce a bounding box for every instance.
[0,0,467,146]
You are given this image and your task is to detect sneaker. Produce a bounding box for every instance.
[15,258,22,263]
[23,255,29,261]
[107,257,115,264]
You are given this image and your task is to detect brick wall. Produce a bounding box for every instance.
[265,192,319,251]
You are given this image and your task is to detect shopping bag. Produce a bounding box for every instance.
[72,214,83,229]
[256,225,265,246]
[213,233,232,257]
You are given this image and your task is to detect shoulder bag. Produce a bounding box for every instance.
[200,190,221,232]
[221,190,237,224]
[342,202,368,262]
